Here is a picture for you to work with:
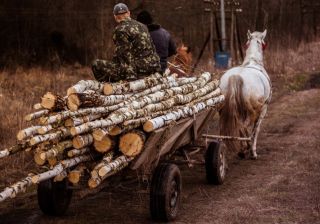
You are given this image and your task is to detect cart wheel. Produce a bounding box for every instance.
[37,178,73,216]
[150,163,181,222]
[205,141,226,185]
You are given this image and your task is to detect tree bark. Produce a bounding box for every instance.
[103,73,171,95]
[17,126,42,141]
[67,80,104,96]
[25,109,50,121]
[31,155,92,184]
[65,114,102,127]
[67,92,132,111]
[0,176,33,202]
[67,147,91,158]
[98,155,133,178]
[144,95,225,132]
[30,127,70,146]
[40,140,73,161]
[0,142,30,159]
[88,152,114,189]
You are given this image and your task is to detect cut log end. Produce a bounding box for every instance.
[24,114,33,122]
[88,178,100,189]
[16,131,26,141]
[70,127,78,136]
[143,121,154,132]
[67,87,77,96]
[64,118,74,127]
[73,137,84,149]
[48,157,58,167]
[119,131,146,157]
[92,129,108,141]
[103,83,114,95]
[68,171,81,184]
[67,94,81,111]
[41,92,57,109]
[93,136,114,153]
[34,153,46,166]
[31,175,40,184]
[109,126,121,136]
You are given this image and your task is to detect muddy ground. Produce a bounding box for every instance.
[0,77,320,224]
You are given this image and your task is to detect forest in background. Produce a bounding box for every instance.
[0,0,319,67]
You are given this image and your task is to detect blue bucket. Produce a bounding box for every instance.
[214,51,230,69]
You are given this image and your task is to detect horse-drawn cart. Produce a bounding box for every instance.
[37,107,227,222]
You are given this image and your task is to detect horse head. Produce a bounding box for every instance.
[243,30,267,66]
[246,30,267,51]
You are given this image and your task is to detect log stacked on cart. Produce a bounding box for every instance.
[0,72,224,202]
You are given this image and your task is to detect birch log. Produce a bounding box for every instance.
[39,140,73,161]
[119,130,146,157]
[37,125,54,135]
[103,73,169,95]
[31,155,92,184]
[17,126,42,141]
[41,106,117,125]
[65,114,102,127]
[30,127,70,146]
[98,155,133,178]
[88,152,113,189]
[67,80,104,96]
[67,92,132,111]
[144,95,225,132]
[67,147,91,157]
[72,134,94,149]
[25,109,50,121]
[41,92,66,111]
[0,143,30,159]
[0,176,33,202]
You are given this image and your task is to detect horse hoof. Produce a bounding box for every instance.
[251,154,258,160]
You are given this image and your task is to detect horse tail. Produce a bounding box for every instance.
[220,75,248,152]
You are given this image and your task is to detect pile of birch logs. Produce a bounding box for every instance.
[0,71,224,202]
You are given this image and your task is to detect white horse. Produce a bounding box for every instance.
[219,30,272,159]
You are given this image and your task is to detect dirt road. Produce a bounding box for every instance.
[0,87,319,224]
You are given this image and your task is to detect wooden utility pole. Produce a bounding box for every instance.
[220,0,226,51]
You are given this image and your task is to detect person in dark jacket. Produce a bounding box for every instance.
[92,3,161,82]
[137,10,176,73]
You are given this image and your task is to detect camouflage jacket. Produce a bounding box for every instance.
[112,17,161,76]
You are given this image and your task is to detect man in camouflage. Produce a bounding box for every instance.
[92,3,161,82]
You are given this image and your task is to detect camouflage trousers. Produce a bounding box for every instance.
[92,59,137,83]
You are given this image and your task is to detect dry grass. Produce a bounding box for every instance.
[0,66,92,187]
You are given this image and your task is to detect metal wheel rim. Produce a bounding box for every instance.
[169,180,178,208]
[219,150,226,178]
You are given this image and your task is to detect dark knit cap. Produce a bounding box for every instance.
[137,10,153,25]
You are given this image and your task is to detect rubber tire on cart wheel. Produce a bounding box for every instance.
[150,163,181,222]
[37,178,73,216]
[205,141,226,185]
